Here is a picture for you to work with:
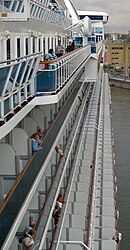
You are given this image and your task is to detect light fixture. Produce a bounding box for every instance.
[3,30,10,38]
[1,30,10,41]
[28,30,39,38]
[38,32,42,37]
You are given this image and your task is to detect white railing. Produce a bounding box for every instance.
[0,0,29,19]
[96,40,102,53]
[30,0,71,27]
[37,45,91,93]
[0,52,41,120]
[0,45,92,121]
[0,0,71,27]
[58,241,90,250]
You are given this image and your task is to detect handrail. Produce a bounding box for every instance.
[0,153,35,213]
[0,52,87,213]
[49,102,84,250]
[35,110,75,245]
[33,80,86,248]
[48,84,91,250]
[39,45,89,65]
[0,85,72,213]
[49,123,83,250]
[85,85,100,247]
[0,52,42,65]
[0,72,84,249]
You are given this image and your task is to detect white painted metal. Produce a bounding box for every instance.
[58,241,90,250]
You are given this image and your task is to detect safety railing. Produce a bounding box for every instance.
[84,83,100,248]
[0,52,42,120]
[30,0,71,27]
[0,0,71,28]
[37,45,91,94]
[0,77,83,249]
[91,41,102,54]
[0,46,91,121]
[58,241,90,250]
[36,84,90,250]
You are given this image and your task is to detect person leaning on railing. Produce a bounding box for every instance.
[45,48,57,61]
[31,133,43,153]
[19,226,34,250]
[52,193,64,226]
[45,48,57,70]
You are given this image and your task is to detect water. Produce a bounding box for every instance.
[111,87,130,250]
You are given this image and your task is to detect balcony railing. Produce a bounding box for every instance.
[0,43,101,121]
[91,41,102,53]
[37,46,91,94]
[0,52,42,120]
[0,0,71,28]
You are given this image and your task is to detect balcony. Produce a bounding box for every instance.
[0,46,91,122]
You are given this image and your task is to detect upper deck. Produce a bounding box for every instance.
[78,10,109,24]
[0,41,103,139]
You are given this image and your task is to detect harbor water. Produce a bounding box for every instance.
[111,86,130,250]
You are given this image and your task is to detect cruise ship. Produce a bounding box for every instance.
[0,1,121,249]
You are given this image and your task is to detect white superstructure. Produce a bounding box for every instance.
[78,10,109,41]
[0,2,120,250]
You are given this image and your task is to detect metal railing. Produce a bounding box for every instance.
[91,41,102,54]
[0,42,103,121]
[0,76,84,249]
[0,52,42,120]
[32,83,87,250]
[58,241,90,250]
[37,45,91,94]
[0,46,91,120]
[1,0,71,27]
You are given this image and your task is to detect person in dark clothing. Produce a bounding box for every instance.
[52,193,64,226]
[66,40,75,53]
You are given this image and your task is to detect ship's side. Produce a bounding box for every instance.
[0,1,120,250]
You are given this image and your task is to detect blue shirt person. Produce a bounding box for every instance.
[45,48,57,61]
[31,133,43,152]
[45,49,57,70]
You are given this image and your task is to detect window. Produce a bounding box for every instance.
[43,37,45,54]
[51,37,53,48]
[17,38,20,57]
[33,38,35,53]
[112,47,123,50]
[79,15,103,21]
[94,27,103,34]
[39,38,40,52]
[6,39,11,60]
[25,38,28,55]
[88,15,103,21]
